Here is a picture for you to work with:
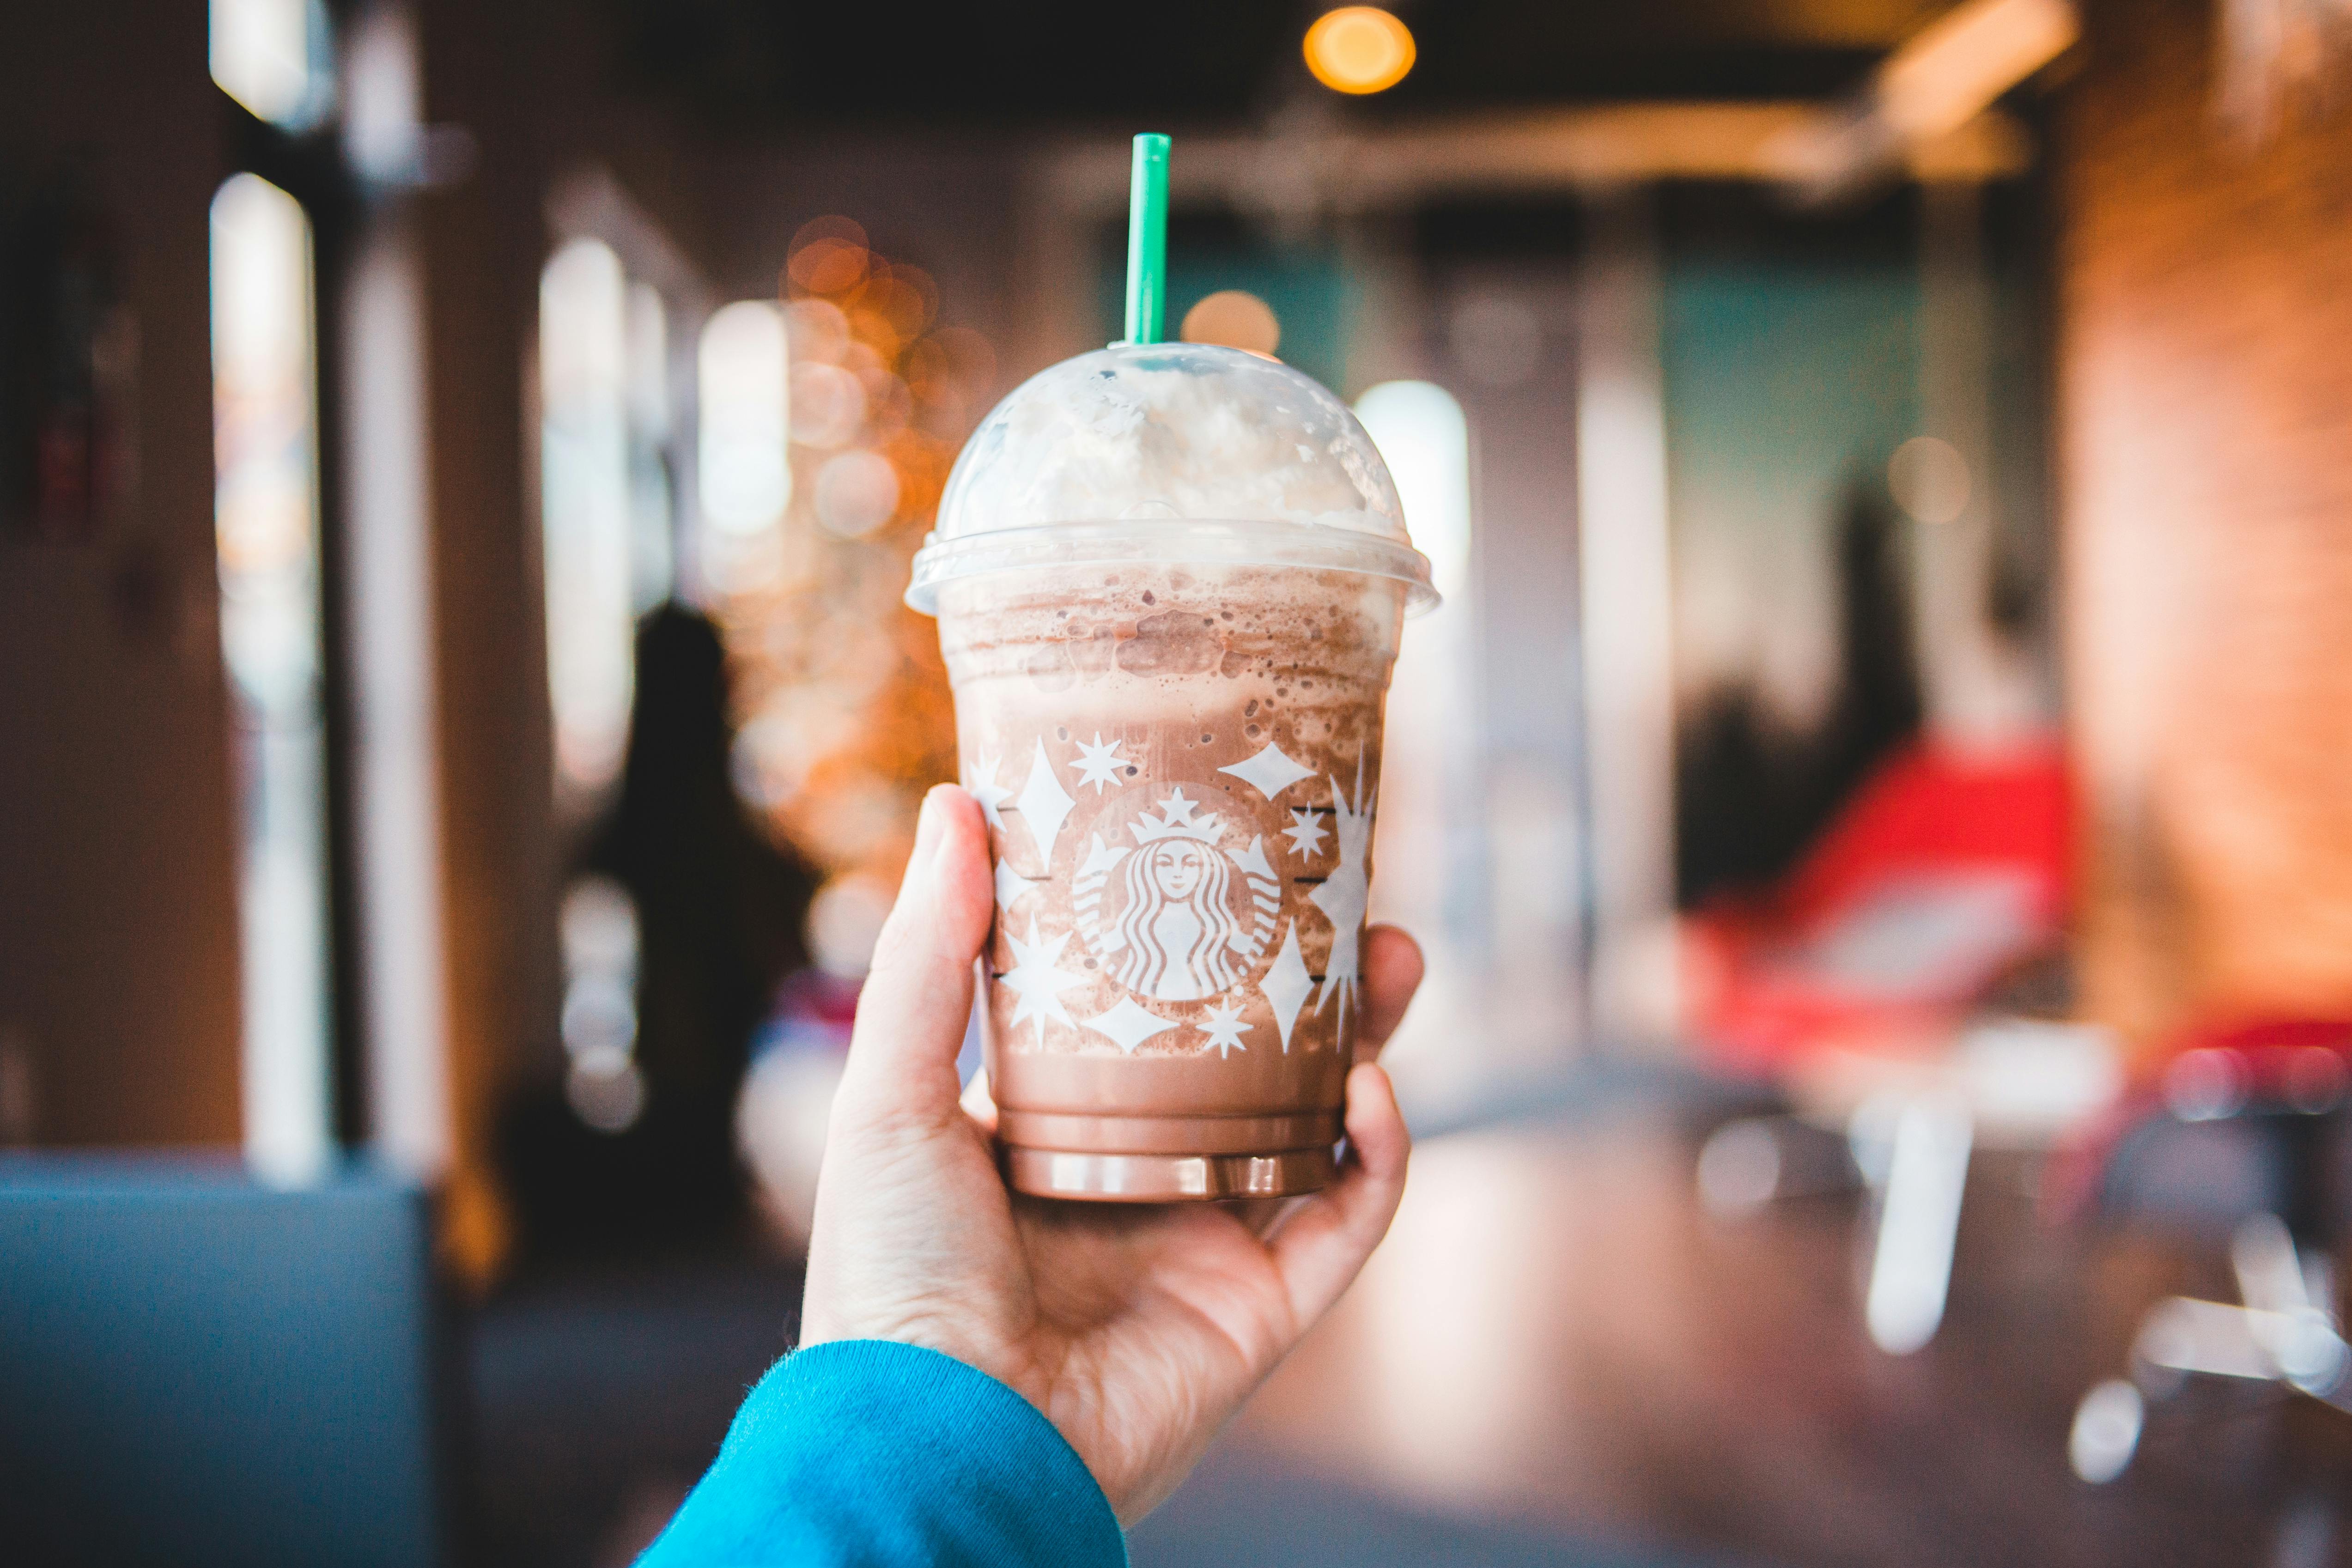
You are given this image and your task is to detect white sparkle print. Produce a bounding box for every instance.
[1307,760,1376,1029]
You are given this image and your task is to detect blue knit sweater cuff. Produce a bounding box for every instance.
[640,1338,1127,1567]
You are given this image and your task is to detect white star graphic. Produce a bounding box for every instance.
[1282,807,1329,860]
[1157,788,1201,827]
[1197,1000,1252,1058]
[1072,733,1128,794]
[964,751,1012,830]
[998,917,1088,1046]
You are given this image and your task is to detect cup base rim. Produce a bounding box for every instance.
[1001,1143,1337,1203]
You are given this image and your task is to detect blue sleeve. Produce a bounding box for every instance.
[637,1338,1128,1568]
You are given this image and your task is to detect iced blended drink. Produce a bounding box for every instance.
[907,341,1436,1201]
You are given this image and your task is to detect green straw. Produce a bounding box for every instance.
[1122,133,1171,346]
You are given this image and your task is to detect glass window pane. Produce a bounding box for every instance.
[210,0,334,130]
[1355,381,1493,1075]
[540,239,635,804]
[696,299,791,593]
[211,172,333,1185]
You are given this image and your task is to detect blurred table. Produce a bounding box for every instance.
[1189,1116,2352,1568]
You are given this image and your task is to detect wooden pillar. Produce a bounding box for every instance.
[0,6,243,1149]
[411,0,564,1276]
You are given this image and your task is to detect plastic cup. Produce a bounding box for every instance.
[907,341,1435,1200]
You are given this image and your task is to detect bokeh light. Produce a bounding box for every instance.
[806,872,895,980]
[559,875,645,1134]
[1304,6,1417,96]
[786,216,871,295]
[1889,435,1971,524]
[698,215,987,883]
[1180,290,1282,357]
[788,361,866,449]
[812,449,901,539]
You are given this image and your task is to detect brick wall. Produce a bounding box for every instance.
[2060,0,2352,1040]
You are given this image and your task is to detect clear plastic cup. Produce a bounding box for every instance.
[908,342,1435,1201]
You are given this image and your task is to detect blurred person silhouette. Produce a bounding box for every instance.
[502,603,817,1257]
[1677,472,1920,906]
[636,786,1423,1562]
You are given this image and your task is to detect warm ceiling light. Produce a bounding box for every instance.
[1878,0,2077,140]
[1304,7,1416,96]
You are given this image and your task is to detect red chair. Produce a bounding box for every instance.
[1685,733,2072,1076]
[1683,734,2079,1356]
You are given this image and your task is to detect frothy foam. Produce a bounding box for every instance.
[934,343,1410,544]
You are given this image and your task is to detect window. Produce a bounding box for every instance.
[1355,381,1483,1067]
[696,299,791,593]
[211,172,332,1185]
[209,0,334,131]
[539,238,677,807]
[1355,381,1471,600]
[538,239,689,1134]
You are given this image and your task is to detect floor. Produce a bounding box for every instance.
[1224,1118,2352,1567]
[468,1251,805,1568]
[466,1106,2352,1568]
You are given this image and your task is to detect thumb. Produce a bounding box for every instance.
[832,784,993,1131]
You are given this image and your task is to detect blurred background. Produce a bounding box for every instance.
[9,0,2352,1563]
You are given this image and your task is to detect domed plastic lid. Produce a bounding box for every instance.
[906,341,1437,614]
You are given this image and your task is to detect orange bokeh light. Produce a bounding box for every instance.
[1304,6,1416,95]
[790,237,868,297]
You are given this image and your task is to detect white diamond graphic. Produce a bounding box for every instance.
[1261,921,1313,1052]
[1084,998,1179,1055]
[1015,738,1077,867]
[994,857,1035,914]
[1220,741,1315,801]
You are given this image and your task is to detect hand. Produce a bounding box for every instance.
[800,784,1421,1524]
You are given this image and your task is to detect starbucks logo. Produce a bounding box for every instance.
[1072,789,1282,1003]
[972,735,1375,1056]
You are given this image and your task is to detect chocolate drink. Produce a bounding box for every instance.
[939,563,1405,1200]
[906,339,1436,1200]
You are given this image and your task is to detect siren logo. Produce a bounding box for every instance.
[975,733,1377,1056]
[1074,789,1282,1003]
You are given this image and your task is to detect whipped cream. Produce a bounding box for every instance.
[934,343,1410,543]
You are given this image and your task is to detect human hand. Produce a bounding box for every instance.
[800,784,1421,1524]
